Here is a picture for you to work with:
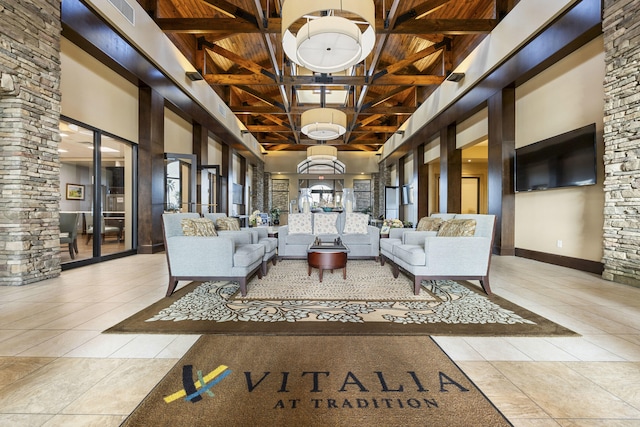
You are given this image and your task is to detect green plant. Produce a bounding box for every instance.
[270,207,281,220]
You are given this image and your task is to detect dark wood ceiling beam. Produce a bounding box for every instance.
[198,0,258,26]
[362,86,414,110]
[204,43,276,81]
[156,18,496,35]
[247,125,290,132]
[204,74,445,86]
[230,106,417,115]
[236,85,285,111]
[252,0,298,144]
[394,0,453,27]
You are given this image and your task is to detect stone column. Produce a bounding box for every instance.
[602,0,640,287]
[0,1,62,285]
[252,161,265,212]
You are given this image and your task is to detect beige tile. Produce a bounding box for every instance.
[0,358,124,413]
[155,334,200,358]
[557,421,640,427]
[457,361,550,419]
[431,336,485,361]
[546,337,626,361]
[0,330,64,357]
[63,334,136,358]
[566,362,640,409]
[61,358,176,415]
[0,414,54,426]
[462,337,532,361]
[41,414,126,427]
[504,337,579,361]
[509,419,562,427]
[492,361,640,419]
[0,357,54,388]
[108,334,179,358]
[18,330,101,357]
[581,335,640,361]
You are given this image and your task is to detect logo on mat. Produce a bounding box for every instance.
[164,364,232,404]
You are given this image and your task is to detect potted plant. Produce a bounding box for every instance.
[270,207,281,225]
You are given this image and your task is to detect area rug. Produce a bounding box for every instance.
[121,335,512,427]
[106,260,575,336]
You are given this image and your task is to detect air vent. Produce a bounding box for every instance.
[108,0,135,25]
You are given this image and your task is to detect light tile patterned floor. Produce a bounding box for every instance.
[0,254,638,426]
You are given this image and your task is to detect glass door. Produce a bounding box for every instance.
[165,153,196,212]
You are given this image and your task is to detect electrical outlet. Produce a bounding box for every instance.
[557,240,563,248]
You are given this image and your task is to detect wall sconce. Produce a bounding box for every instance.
[395,130,405,136]
[241,130,250,135]
[186,71,204,81]
[446,72,465,82]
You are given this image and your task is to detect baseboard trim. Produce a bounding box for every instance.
[138,243,165,254]
[515,248,603,275]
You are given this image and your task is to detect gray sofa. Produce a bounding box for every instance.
[382,213,496,295]
[161,213,264,297]
[203,213,278,275]
[277,212,380,259]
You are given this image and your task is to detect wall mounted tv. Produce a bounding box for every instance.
[515,123,597,192]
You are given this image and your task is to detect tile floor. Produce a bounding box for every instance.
[0,254,639,426]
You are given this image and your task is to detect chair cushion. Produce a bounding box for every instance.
[181,218,217,236]
[285,233,315,245]
[437,219,476,237]
[416,217,444,232]
[288,213,312,234]
[216,217,240,231]
[340,233,371,245]
[233,244,264,267]
[379,237,401,253]
[258,237,278,252]
[313,213,339,235]
[393,244,426,266]
[342,213,369,234]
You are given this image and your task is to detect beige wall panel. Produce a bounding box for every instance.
[60,38,138,143]
[164,108,192,154]
[515,36,605,261]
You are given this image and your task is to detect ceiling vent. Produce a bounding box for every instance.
[108,0,135,25]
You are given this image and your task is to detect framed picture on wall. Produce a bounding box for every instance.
[66,184,85,200]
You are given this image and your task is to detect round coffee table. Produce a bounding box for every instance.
[307,244,349,282]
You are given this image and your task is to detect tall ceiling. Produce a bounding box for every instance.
[136,0,516,153]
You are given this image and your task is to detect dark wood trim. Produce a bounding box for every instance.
[415,144,429,219]
[515,248,604,275]
[488,86,515,255]
[440,124,461,213]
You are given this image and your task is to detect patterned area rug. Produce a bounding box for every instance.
[107,260,576,336]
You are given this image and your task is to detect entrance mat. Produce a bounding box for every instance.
[121,335,512,427]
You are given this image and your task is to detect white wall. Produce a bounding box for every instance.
[515,36,605,261]
[60,38,138,143]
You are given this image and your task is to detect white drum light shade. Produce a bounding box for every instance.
[282,0,375,73]
[306,145,338,161]
[301,108,347,140]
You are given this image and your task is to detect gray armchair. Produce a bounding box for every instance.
[59,212,79,259]
[162,213,265,297]
[387,214,496,295]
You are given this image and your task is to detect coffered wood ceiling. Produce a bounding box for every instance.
[137,0,517,153]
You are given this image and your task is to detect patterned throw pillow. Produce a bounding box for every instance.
[437,219,476,237]
[342,213,369,234]
[181,218,217,236]
[288,213,312,234]
[216,217,240,231]
[313,213,339,235]
[416,217,444,232]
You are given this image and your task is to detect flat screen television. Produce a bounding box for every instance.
[515,123,597,192]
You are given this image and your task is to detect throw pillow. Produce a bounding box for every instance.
[342,213,369,234]
[416,217,444,232]
[216,217,240,231]
[288,213,312,234]
[181,218,217,236]
[313,213,339,235]
[437,219,476,237]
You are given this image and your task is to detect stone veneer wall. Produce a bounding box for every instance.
[602,0,640,287]
[251,162,265,213]
[0,0,62,285]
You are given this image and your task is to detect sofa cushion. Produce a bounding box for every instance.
[380,237,402,253]
[393,244,426,266]
[285,233,316,245]
[313,213,339,235]
[416,217,444,232]
[216,217,240,231]
[181,218,217,236]
[342,213,369,234]
[258,237,278,252]
[233,243,264,267]
[437,219,476,237]
[341,233,371,245]
[288,213,312,234]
